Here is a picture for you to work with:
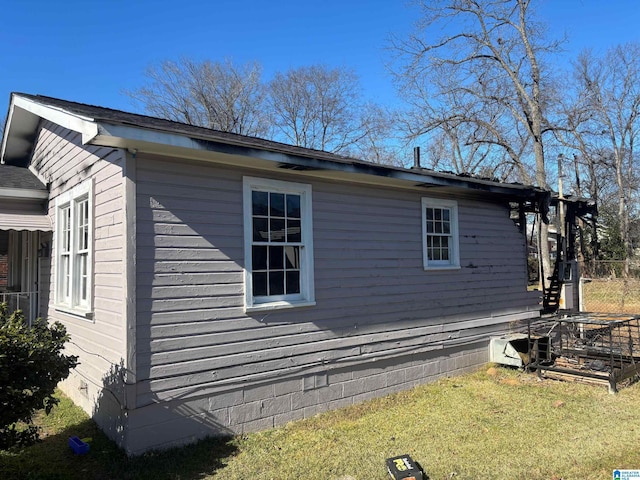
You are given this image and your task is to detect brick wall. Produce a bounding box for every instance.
[0,254,7,288]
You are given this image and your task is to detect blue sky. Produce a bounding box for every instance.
[1,0,639,121]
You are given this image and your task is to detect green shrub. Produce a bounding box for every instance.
[0,303,78,449]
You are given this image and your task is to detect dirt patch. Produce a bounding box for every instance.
[500,378,520,386]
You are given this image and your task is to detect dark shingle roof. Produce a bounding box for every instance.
[0,164,46,190]
[8,93,548,202]
[15,93,361,166]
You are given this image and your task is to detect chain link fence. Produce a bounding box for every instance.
[580,260,640,314]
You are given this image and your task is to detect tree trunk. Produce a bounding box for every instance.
[532,112,552,289]
[615,154,630,276]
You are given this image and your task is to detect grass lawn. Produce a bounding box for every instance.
[3,367,640,479]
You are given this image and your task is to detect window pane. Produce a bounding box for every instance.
[434,221,442,234]
[443,209,450,221]
[442,221,450,234]
[252,191,268,215]
[269,271,285,295]
[285,246,300,269]
[270,193,285,216]
[426,208,433,221]
[61,206,71,252]
[253,272,267,296]
[60,255,70,299]
[269,246,284,270]
[80,254,88,301]
[253,217,269,241]
[270,218,286,242]
[83,226,89,250]
[434,209,442,221]
[286,194,301,218]
[77,199,89,251]
[252,246,268,270]
[426,220,433,234]
[286,271,300,294]
[64,228,70,252]
[287,219,301,242]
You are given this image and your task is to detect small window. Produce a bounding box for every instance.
[55,180,93,316]
[243,177,315,311]
[421,197,460,270]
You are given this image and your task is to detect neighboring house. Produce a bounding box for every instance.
[0,93,547,455]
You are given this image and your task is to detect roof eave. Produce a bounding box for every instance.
[91,122,544,201]
[2,94,99,165]
[2,93,548,202]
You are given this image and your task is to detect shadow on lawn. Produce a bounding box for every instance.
[3,360,242,478]
[1,415,238,480]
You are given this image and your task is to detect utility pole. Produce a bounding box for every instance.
[558,154,565,240]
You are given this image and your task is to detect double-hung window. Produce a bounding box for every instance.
[421,197,460,270]
[55,180,93,315]
[243,177,315,311]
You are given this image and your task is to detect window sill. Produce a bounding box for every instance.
[54,305,94,322]
[423,265,461,271]
[245,300,316,313]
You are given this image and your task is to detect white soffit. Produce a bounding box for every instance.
[12,95,98,143]
[1,95,100,164]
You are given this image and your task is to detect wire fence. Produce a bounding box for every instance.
[580,260,640,314]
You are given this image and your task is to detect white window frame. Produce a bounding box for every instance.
[54,179,94,317]
[421,197,460,270]
[243,176,315,312]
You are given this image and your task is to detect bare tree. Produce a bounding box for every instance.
[347,103,407,166]
[126,58,269,137]
[563,45,640,270]
[423,119,527,181]
[268,65,373,154]
[392,0,563,286]
[128,60,402,164]
[396,62,534,181]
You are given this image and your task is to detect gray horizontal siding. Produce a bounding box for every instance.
[31,121,127,412]
[135,155,537,402]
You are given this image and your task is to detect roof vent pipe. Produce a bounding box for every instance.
[413,146,421,169]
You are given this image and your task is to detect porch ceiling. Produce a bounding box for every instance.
[0,210,52,231]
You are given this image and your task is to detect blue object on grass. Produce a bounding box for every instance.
[68,436,90,455]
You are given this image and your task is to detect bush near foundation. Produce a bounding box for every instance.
[0,303,78,449]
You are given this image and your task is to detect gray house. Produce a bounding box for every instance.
[0,93,547,454]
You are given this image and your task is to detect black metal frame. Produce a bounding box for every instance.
[528,313,640,393]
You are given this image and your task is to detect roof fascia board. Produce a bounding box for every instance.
[12,95,99,144]
[1,102,17,163]
[0,187,49,200]
[92,122,540,200]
